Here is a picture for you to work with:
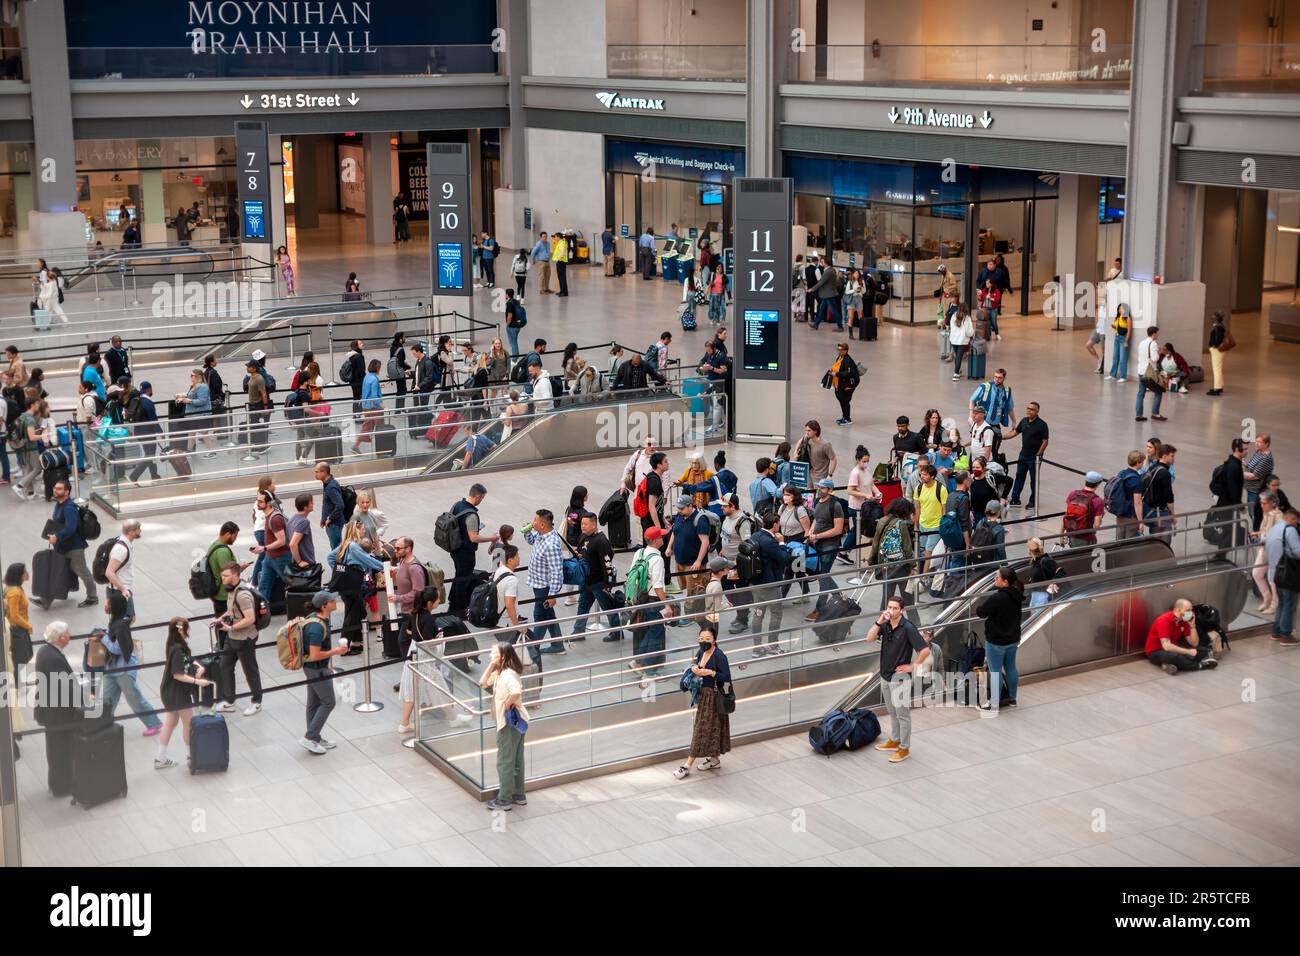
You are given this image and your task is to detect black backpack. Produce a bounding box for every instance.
[434,510,464,553]
[969,521,997,567]
[92,537,122,585]
[78,503,102,541]
[1209,461,1228,498]
[340,485,358,522]
[510,356,530,385]
[468,571,504,627]
[189,543,221,600]
[238,584,272,630]
[736,538,763,582]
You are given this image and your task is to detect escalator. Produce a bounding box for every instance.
[62,246,220,290]
[193,299,395,363]
[828,534,1253,715]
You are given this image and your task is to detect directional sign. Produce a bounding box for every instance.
[234,120,272,247]
[619,223,630,238]
[426,143,472,298]
[239,92,360,111]
[734,178,792,380]
[723,247,734,276]
[887,105,993,130]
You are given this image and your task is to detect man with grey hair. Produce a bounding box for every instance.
[34,621,83,797]
[105,518,142,621]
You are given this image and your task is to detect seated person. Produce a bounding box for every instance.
[1161,343,1191,394]
[1145,598,1218,675]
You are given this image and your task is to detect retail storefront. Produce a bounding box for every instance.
[605,138,743,253]
[785,153,1067,323]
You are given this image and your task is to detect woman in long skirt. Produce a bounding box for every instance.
[673,626,732,778]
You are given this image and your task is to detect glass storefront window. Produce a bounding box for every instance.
[0,145,33,251]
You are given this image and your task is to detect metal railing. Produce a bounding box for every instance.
[67,44,499,80]
[788,43,1133,88]
[606,44,747,81]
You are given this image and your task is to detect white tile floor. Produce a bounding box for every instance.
[6,215,1300,866]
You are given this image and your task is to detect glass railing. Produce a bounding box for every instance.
[1192,43,1300,93]
[788,43,1133,89]
[67,44,498,80]
[409,506,1260,795]
[606,44,747,81]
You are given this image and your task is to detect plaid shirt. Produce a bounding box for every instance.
[524,528,564,596]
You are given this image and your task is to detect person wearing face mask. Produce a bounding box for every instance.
[1145,598,1219,674]
[672,626,733,779]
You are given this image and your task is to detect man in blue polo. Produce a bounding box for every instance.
[530,231,553,294]
[969,367,1015,430]
[638,225,657,280]
[669,496,712,625]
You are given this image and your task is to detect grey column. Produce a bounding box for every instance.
[292,137,320,230]
[1121,0,1204,283]
[746,0,787,179]
[499,0,528,190]
[20,0,76,212]
[363,132,393,245]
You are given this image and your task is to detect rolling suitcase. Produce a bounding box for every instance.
[967,349,987,380]
[381,618,403,660]
[315,425,343,463]
[71,720,127,809]
[286,584,315,620]
[164,444,193,478]
[373,421,398,457]
[812,592,861,644]
[613,256,626,276]
[679,302,697,331]
[189,712,230,774]
[43,464,69,502]
[427,410,462,447]
[32,308,52,331]
[876,479,903,510]
[32,548,73,605]
[938,326,952,359]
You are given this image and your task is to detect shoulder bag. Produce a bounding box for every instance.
[714,678,736,715]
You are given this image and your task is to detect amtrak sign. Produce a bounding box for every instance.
[595,91,666,112]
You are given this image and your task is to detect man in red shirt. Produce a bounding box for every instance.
[1062,471,1107,546]
[1145,598,1217,674]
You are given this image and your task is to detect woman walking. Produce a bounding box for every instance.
[511,247,529,299]
[975,565,1025,708]
[277,245,295,295]
[154,617,211,769]
[828,340,860,425]
[481,640,530,811]
[672,626,733,779]
[1107,303,1132,382]
[948,304,974,381]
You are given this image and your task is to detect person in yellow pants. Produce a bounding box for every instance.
[1207,310,1230,396]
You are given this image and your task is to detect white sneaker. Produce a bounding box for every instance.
[299,737,327,755]
[847,577,864,587]
[1104,375,1114,381]
[696,757,720,771]
[451,712,474,724]
[1179,386,1189,393]
[214,702,236,713]
[319,737,338,750]
[153,756,176,770]
[1117,377,1127,383]
[242,703,262,716]
[397,723,413,734]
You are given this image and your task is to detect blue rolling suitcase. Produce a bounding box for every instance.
[968,349,987,380]
[189,712,230,774]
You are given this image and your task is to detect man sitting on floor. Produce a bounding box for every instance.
[1144,598,1218,675]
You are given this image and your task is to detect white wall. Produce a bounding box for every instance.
[531,0,606,76]
[1264,189,1299,287]
[526,128,605,241]
[633,0,744,44]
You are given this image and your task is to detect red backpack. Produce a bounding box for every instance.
[1062,489,1096,534]
[632,476,650,519]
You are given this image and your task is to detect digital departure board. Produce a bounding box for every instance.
[742,309,780,371]
[733,178,792,381]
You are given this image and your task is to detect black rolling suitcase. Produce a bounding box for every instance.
[71,720,128,809]
[862,315,878,341]
[44,464,70,501]
[812,592,861,644]
[315,425,343,463]
[32,548,73,605]
[286,584,315,620]
[613,256,627,276]
[373,421,398,457]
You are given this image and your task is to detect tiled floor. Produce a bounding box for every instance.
[6,218,1300,866]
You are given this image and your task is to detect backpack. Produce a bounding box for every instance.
[77,503,102,541]
[1208,462,1227,498]
[411,561,446,607]
[1141,464,1166,502]
[969,520,998,567]
[510,356,530,384]
[261,367,277,393]
[1103,472,1129,515]
[92,537,122,585]
[510,304,528,328]
[632,475,651,520]
[103,398,126,426]
[340,485,358,522]
[643,344,660,368]
[878,520,905,563]
[237,584,272,630]
[189,543,221,600]
[387,356,402,380]
[1062,489,1097,534]
[434,511,464,553]
[624,548,653,605]
[736,537,763,582]
[468,571,504,627]
[699,510,722,553]
[938,491,968,552]
[339,355,355,384]
[283,388,306,422]
[277,616,311,670]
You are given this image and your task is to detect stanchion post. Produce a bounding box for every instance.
[130,267,141,306]
[67,418,80,501]
[327,320,337,386]
[1034,456,1042,519]
[353,618,384,714]
[93,266,103,302]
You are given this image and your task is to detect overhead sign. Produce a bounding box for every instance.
[619,224,630,238]
[606,139,743,183]
[426,142,472,298]
[887,105,994,130]
[595,91,665,112]
[234,120,272,247]
[239,91,360,110]
[734,178,792,380]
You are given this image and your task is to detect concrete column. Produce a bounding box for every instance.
[363,132,393,245]
[1121,0,1203,283]
[1053,174,1101,329]
[270,134,287,251]
[140,168,166,245]
[293,137,320,230]
[19,0,75,214]
[745,0,783,178]
[500,0,528,190]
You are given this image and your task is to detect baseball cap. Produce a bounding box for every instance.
[251,348,267,362]
[984,500,1002,515]
[644,527,666,542]
[721,492,740,509]
[707,556,735,573]
[676,496,694,510]
[1085,470,1104,485]
[817,478,835,489]
[311,590,338,609]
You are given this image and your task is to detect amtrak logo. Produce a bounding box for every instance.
[595,91,666,111]
[634,151,652,167]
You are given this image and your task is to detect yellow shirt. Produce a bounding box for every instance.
[491,667,530,731]
[679,466,713,509]
[4,586,30,632]
[916,480,948,530]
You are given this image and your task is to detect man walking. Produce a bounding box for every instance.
[315,462,346,551]
[1134,326,1167,423]
[47,480,97,608]
[215,562,264,716]
[300,591,348,754]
